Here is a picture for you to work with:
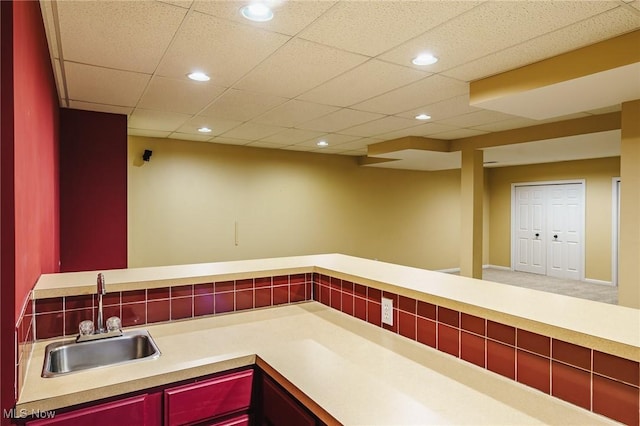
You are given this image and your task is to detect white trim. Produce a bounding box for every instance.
[611,177,621,287]
[584,278,614,287]
[510,180,586,281]
[485,264,511,271]
[436,267,460,273]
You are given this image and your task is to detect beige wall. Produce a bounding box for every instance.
[487,157,620,282]
[128,136,462,270]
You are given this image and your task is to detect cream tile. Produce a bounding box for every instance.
[128,128,171,138]
[281,145,315,152]
[254,100,339,128]
[158,0,193,9]
[156,11,290,86]
[176,116,242,137]
[200,89,288,122]
[294,133,361,148]
[64,62,150,107]
[435,110,521,128]
[220,122,286,140]
[168,133,213,142]
[129,109,191,132]
[395,94,481,122]
[209,137,252,146]
[340,116,425,138]
[429,128,489,140]
[260,128,326,145]
[68,101,133,117]
[298,60,430,107]
[57,1,186,73]
[235,38,368,98]
[296,109,384,133]
[137,76,227,115]
[377,122,459,140]
[298,1,479,56]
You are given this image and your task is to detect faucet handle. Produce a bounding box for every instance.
[106,316,122,332]
[79,320,94,336]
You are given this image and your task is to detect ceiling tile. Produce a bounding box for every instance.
[129,109,191,132]
[377,122,459,140]
[169,132,213,142]
[176,116,242,136]
[429,128,489,140]
[296,108,384,133]
[379,1,619,74]
[340,116,423,137]
[352,75,468,115]
[260,128,326,144]
[435,110,521,128]
[64,62,150,107]
[395,94,480,121]
[210,137,252,146]
[254,100,339,127]
[246,141,291,149]
[293,133,361,148]
[282,145,315,152]
[329,137,383,151]
[235,38,368,98]
[220,122,286,140]
[443,7,640,82]
[158,1,193,9]
[470,117,540,132]
[57,1,186,73]
[137,76,227,114]
[340,149,368,156]
[298,1,480,56]
[193,0,336,36]
[128,128,171,138]
[156,11,290,86]
[297,59,430,107]
[200,89,288,122]
[67,101,133,117]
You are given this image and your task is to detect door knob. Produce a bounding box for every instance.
[554,235,558,239]
[535,233,540,237]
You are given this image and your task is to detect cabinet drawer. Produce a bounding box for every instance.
[211,413,249,426]
[165,369,253,426]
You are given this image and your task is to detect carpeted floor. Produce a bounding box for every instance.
[479,268,618,305]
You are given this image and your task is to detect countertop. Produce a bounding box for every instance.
[18,302,615,425]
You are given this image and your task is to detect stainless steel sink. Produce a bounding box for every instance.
[42,329,161,377]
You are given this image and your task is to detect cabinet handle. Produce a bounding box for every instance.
[554,234,558,239]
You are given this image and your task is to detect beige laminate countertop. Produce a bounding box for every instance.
[18,302,616,425]
[34,254,640,360]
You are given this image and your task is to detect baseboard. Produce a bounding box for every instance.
[584,278,614,287]
[436,267,460,273]
[484,264,511,271]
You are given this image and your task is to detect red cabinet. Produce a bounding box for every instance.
[259,376,317,426]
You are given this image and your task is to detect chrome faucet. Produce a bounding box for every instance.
[96,273,106,333]
[77,273,122,342]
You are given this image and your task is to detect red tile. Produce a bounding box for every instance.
[236,279,253,290]
[487,340,515,380]
[66,295,93,310]
[147,300,170,323]
[461,313,485,336]
[517,329,550,357]
[399,311,416,340]
[398,296,416,314]
[318,275,330,286]
[121,302,145,327]
[273,286,289,305]
[312,283,320,301]
[330,288,341,310]
[215,281,235,293]
[122,289,146,304]
[438,324,460,357]
[438,307,459,328]
[64,308,95,336]
[342,281,353,294]
[236,289,254,311]
[487,321,515,346]
[461,331,485,368]
[306,283,312,300]
[417,317,436,348]
[382,308,398,333]
[36,297,63,314]
[255,288,272,308]
[382,291,398,306]
[367,287,381,302]
[215,293,234,314]
[330,277,342,290]
[593,374,640,426]
[319,285,330,306]
[552,340,591,370]
[171,297,193,320]
[354,284,367,298]
[194,294,214,316]
[593,351,639,386]
[254,277,271,288]
[517,350,550,394]
[102,292,121,306]
[171,285,193,298]
[273,275,288,286]
[102,305,121,322]
[551,361,591,410]
[194,283,214,295]
[290,284,306,303]
[367,301,381,327]
[148,287,170,300]
[417,301,436,320]
[36,312,64,340]
[342,293,354,316]
[290,274,305,285]
[354,297,367,321]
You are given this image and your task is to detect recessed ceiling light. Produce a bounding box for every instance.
[412,54,438,66]
[415,114,431,120]
[187,72,210,82]
[198,127,212,133]
[316,140,329,147]
[240,3,273,22]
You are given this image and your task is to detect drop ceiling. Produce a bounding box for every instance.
[39,0,640,169]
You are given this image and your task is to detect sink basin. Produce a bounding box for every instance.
[42,329,161,377]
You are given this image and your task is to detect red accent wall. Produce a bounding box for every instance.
[1,0,60,420]
[60,109,127,272]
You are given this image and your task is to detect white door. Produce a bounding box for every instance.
[513,183,583,279]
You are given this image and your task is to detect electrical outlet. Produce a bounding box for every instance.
[382,297,393,326]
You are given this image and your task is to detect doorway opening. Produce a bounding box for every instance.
[612,177,620,286]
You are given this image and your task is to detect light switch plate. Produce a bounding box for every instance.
[382,297,393,326]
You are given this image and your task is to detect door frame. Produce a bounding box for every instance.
[611,177,621,287]
[510,179,586,280]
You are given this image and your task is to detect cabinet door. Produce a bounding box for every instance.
[164,369,253,426]
[210,413,250,426]
[261,377,315,426]
[26,393,159,426]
